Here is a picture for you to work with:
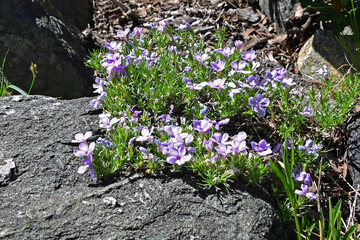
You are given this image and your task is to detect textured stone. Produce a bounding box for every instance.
[344,114,360,218]
[0,95,287,239]
[258,0,300,33]
[227,7,260,23]
[345,116,360,188]
[0,0,94,99]
[297,29,352,82]
[0,159,16,185]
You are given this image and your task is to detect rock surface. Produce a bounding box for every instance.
[344,114,360,217]
[345,115,360,189]
[0,0,94,99]
[0,95,286,239]
[258,0,300,33]
[297,29,352,82]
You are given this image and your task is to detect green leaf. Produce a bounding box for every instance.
[343,223,358,240]
[269,159,293,203]
[4,85,28,96]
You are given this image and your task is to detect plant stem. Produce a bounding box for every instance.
[28,75,36,94]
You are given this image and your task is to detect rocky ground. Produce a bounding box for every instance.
[0,95,288,239]
[85,0,319,74]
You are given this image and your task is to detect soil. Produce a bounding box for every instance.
[84,0,360,233]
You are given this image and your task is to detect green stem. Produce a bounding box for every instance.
[292,207,302,240]
[1,50,9,96]
[28,75,36,94]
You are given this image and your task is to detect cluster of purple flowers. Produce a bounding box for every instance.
[77,16,327,199]
[315,65,328,78]
[72,131,96,178]
[248,94,270,117]
[161,125,195,165]
[90,77,108,108]
[294,170,316,200]
[298,139,323,157]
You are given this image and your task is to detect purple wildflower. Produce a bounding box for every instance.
[203,139,214,153]
[158,17,173,32]
[294,170,316,199]
[229,140,247,155]
[283,78,295,87]
[90,91,107,108]
[96,137,112,148]
[139,147,156,163]
[136,127,154,143]
[99,114,120,130]
[210,60,226,72]
[205,152,219,165]
[129,108,142,120]
[105,41,122,52]
[247,75,267,90]
[164,125,188,139]
[295,184,316,199]
[159,105,175,123]
[193,53,210,65]
[298,139,322,157]
[298,107,314,117]
[167,146,192,165]
[248,94,270,117]
[93,77,106,94]
[143,22,157,29]
[77,156,96,178]
[295,171,312,185]
[265,68,287,87]
[251,139,272,156]
[193,82,208,90]
[168,45,177,54]
[315,65,328,78]
[242,50,256,61]
[215,144,232,159]
[235,40,243,50]
[117,28,131,40]
[72,131,92,143]
[172,134,196,154]
[178,20,200,30]
[232,131,247,142]
[193,119,213,135]
[215,47,235,59]
[210,133,231,145]
[200,105,208,116]
[207,78,226,93]
[132,27,143,37]
[214,118,230,130]
[74,142,95,158]
[183,66,192,74]
[230,61,248,74]
[184,77,195,90]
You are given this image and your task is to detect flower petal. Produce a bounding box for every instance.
[77,165,88,174]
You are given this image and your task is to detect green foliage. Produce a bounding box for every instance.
[81,23,360,239]
[0,50,28,97]
[309,73,360,131]
[300,0,360,70]
[320,198,359,240]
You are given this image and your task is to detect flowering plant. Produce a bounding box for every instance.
[76,18,360,239]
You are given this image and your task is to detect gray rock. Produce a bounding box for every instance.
[0,95,287,239]
[344,114,360,219]
[345,115,360,188]
[297,29,352,82]
[227,7,260,23]
[0,0,94,99]
[258,0,300,33]
[0,158,16,185]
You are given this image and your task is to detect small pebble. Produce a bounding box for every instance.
[103,196,117,207]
